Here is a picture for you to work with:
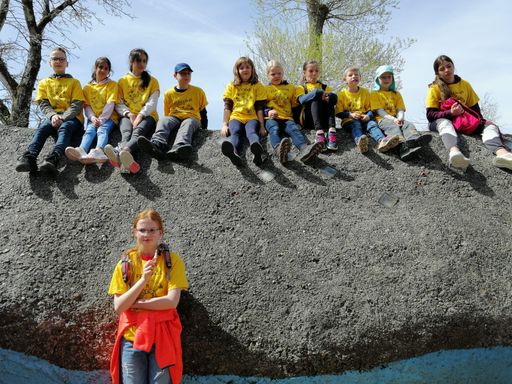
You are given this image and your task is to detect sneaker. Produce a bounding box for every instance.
[327,129,338,151]
[492,152,512,170]
[275,137,291,164]
[315,132,327,152]
[449,150,470,171]
[356,135,368,153]
[250,141,265,165]
[138,137,165,160]
[378,134,401,153]
[16,151,38,172]
[399,144,421,161]
[221,140,242,166]
[65,147,87,162]
[119,150,140,173]
[83,148,108,164]
[406,134,429,148]
[39,152,60,173]
[299,142,323,163]
[104,144,121,168]
[167,144,193,161]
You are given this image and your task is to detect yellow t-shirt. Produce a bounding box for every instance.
[35,77,85,124]
[118,73,160,122]
[335,87,372,126]
[223,82,266,123]
[83,80,120,125]
[426,79,480,109]
[108,250,188,341]
[163,85,208,123]
[370,90,406,122]
[264,83,298,120]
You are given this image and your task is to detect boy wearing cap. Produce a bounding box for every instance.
[138,63,208,161]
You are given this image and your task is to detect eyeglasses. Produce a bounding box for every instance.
[135,228,160,235]
[50,57,66,63]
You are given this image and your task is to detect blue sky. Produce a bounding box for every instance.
[12,0,512,134]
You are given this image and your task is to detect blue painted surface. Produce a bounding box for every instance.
[1,346,511,384]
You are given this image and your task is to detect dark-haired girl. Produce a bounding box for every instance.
[426,55,512,171]
[105,48,160,173]
[66,57,119,164]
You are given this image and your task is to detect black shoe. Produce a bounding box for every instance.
[39,152,60,173]
[299,142,323,163]
[399,144,421,161]
[276,137,291,164]
[167,144,192,161]
[221,141,242,166]
[16,151,38,172]
[406,134,429,148]
[138,137,165,160]
[250,141,264,165]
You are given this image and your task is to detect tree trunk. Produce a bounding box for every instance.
[305,0,329,59]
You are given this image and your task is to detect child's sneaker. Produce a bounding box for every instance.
[406,134,429,148]
[299,142,323,163]
[327,129,338,151]
[39,152,60,173]
[493,152,512,170]
[138,137,165,160]
[315,132,327,152]
[250,141,265,165]
[104,144,121,168]
[449,150,470,171]
[119,150,140,173]
[167,144,193,161]
[378,134,401,153]
[16,151,38,172]
[399,143,421,161]
[356,135,368,153]
[65,146,87,162]
[84,148,108,164]
[221,140,242,166]
[275,137,291,163]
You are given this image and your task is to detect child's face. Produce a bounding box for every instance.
[303,63,320,83]
[174,69,192,85]
[49,51,68,75]
[133,218,162,251]
[437,60,455,84]
[378,72,393,91]
[267,66,283,85]
[95,61,110,82]
[131,54,147,76]
[238,62,252,82]
[344,70,360,87]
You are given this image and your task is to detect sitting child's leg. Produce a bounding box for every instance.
[365,120,400,153]
[265,119,282,150]
[245,119,265,165]
[40,118,81,173]
[15,119,55,172]
[343,120,366,153]
[401,120,427,147]
[167,117,200,161]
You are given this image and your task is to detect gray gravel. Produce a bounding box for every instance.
[0,125,511,378]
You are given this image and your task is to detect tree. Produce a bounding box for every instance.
[0,0,132,127]
[479,92,501,126]
[247,0,414,92]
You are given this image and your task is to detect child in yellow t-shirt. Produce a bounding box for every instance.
[65,57,119,164]
[221,56,267,166]
[370,65,426,161]
[16,47,84,174]
[336,65,400,153]
[105,48,160,174]
[138,63,208,163]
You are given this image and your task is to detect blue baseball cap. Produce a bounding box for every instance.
[174,63,193,73]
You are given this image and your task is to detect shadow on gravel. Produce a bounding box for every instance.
[121,170,162,200]
[84,161,115,183]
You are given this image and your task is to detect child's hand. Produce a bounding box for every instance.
[127,112,136,124]
[132,113,144,129]
[451,102,464,116]
[361,115,370,122]
[322,91,329,103]
[349,113,361,120]
[91,116,100,128]
[142,260,156,282]
[259,125,267,136]
[221,124,230,136]
[394,118,403,126]
[268,110,279,119]
[296,123,302,130]
[51,114,63,128]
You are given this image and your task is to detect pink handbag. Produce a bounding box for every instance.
[441,97,482,135]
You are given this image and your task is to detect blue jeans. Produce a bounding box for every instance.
[119,337,171,384]
[81,119,116,151]
[343,119,385,144]
[28,117,82,157]
[265,119,306,150]
[229,119,260,153]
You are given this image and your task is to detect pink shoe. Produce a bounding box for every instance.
[120,150,140,173]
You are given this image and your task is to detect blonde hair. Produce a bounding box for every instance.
[233,56,259,86]
[123,209,164,266]
[343,65,360,78]
[266,60,283,76]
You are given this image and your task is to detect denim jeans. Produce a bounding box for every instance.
[152,116,200,147]
[119,337,171,384]
[343,119,385,144]
[81,119,116,151]
[28,117,82,157]
[228,119,260,153]
[265,118,306,149]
